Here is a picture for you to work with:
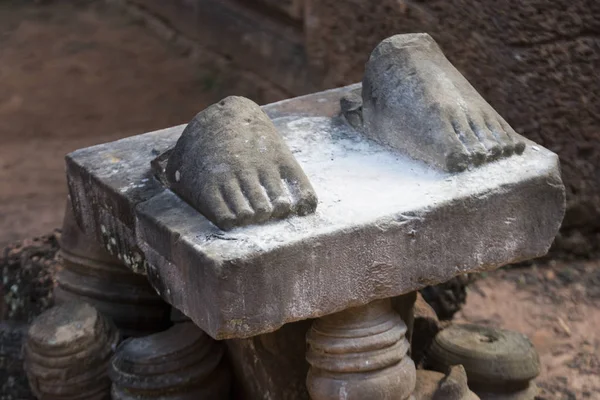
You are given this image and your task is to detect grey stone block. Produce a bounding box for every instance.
[66,84,565,340]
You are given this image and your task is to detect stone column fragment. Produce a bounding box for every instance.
[306,299,416,400]
[24,302,119,400]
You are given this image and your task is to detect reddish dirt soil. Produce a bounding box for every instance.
[0,0,283,248]
[457,261,600,399]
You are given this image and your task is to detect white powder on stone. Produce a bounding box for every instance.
[183,116,556,259]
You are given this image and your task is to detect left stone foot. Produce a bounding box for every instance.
[165,96,318,231]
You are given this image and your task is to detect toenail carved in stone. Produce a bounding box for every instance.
[361,33,526,173]
[161,96,318,231]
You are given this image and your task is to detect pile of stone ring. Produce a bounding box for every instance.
[22,298,540,400]
[24,302,119,400]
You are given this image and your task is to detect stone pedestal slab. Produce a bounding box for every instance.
[66,84,564,340]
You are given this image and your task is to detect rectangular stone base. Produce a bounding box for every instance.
[66,85,564,339]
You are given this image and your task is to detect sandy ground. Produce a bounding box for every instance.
[457,261,600,399]
[0,2,599,400]
[0,0,284,248]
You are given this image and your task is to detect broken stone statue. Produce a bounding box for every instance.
[63,32,565,400]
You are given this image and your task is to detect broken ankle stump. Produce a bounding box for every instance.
[24,302,119,400]
[109,322,231,399]
[55,200,171,337]
[427,324,541,400]
[65,33,565,399]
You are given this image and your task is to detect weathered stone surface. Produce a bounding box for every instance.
[116,0,599,255]
[226,319,313,399]
[24,302,118,400]
[362,34,525,173]
[164,96,317,231]
[66,86,564,339]
[56,200,171,337]
[304,0,600,256]
[339,87,363,130]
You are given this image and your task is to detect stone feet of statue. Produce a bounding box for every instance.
[165,96,317,231]
[360,33,526,173]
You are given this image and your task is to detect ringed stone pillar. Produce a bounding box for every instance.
[306,299,415,400]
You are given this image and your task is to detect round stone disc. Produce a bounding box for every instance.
[27,302,104,356]
[428,324,540,385]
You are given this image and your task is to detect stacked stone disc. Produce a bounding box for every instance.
[110,322,231,399]
[428,324,541,400]
[24,302,119,400]
[55,201,171,337]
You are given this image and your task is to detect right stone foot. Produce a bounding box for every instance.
[362,33,526,173]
